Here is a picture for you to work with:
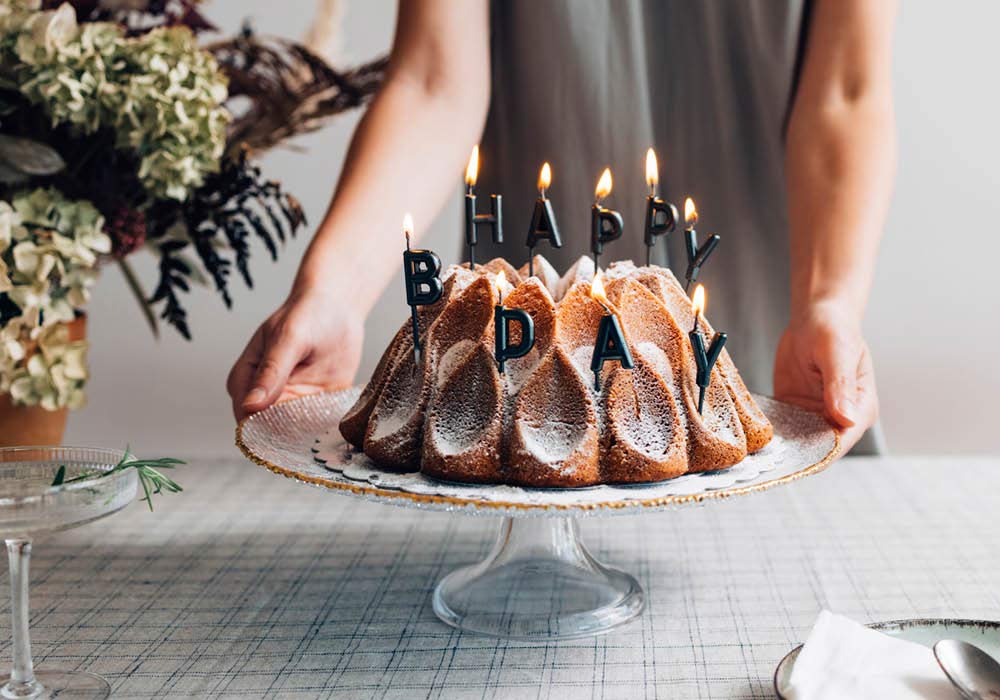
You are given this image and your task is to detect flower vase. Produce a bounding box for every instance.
[0,316,86,448]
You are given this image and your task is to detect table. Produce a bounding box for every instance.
[3,456,997,699]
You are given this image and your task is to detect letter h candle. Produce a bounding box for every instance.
[464,146,502,269]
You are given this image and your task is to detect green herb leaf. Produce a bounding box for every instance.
[57,450,185,511]
[51,465,66,487]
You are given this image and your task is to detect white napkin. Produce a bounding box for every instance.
[786,611,960,700]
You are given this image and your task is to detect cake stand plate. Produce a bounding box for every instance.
[237,389,839,640]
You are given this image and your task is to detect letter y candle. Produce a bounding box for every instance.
[688,284,727,414]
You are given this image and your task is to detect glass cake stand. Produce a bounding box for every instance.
[0,447,137,700]
[431,517,643,639]
[237,389,839,641]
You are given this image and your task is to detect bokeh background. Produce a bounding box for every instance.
[66,1,1000,456]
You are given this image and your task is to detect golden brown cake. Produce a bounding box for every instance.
[339,256,773,487]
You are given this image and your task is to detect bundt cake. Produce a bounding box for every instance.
[339,255,773,487]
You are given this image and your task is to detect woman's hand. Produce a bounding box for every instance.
[227,290,364,421]
[773,302,879,454]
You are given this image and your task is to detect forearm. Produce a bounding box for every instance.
[291,0,490,316]
[786,94,896,323]
[292,78,487,314]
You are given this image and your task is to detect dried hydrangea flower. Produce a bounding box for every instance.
[0,188,107,409]
[1,7,229,201]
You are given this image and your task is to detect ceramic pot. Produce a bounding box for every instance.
[0,315,86,448]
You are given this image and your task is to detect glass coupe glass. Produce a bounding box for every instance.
[0,447,136,700]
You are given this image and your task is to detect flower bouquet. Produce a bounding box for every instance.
[0,0,384,440]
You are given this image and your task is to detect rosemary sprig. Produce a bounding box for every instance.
[50,450,185,511]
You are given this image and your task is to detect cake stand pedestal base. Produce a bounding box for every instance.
[432,517,644,640]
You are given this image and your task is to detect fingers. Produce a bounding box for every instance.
[816,334,862,429]
[227,328,264,421]
[241,334,303,418]
[833,346,879,456]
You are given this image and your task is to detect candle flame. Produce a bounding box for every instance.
[495,269,507,302]
[684,197,698,226]
[538,162,552,193]
[465,145,479,187]
[645,148,659,189]
[595,167,613,200]
[403,213,414,237]
[590,269,609,305]
[692,284,706,317]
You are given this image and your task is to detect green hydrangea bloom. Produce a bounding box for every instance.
[0,188,107,409]
[1,3,230,201]
[6,323,87,410]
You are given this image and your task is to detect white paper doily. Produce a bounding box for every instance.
[237,388,840,516]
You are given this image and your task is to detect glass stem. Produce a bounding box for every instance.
[488,518,593,569]
[5,539,36,695]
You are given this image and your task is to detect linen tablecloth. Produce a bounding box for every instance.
[3,455,997,699]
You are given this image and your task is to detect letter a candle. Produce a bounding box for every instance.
[589,270,634,393]
[525,162,562,278]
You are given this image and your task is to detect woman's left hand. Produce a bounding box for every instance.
[773,302,879,455]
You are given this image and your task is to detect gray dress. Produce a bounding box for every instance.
[476,0,884,454]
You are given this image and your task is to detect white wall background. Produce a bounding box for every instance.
[66,1,1000,457]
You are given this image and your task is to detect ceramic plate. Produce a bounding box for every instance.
[774,618,1000,699]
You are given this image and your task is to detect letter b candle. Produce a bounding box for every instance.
[402,215,443,365]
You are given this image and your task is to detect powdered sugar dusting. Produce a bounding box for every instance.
[634,341,672,379]
[519,421,588,467]
[556,256,595,301]
[437,340,476,389]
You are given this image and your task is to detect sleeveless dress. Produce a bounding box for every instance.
[476,0,883,454]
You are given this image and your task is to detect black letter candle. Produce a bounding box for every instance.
[591,167,623,272]
[402,214,443,365]
[588,271,634,392]
[464,145,503,270]
[525,162,562,278]
[493,271,535,374]
[643,148,679,267]
[682,197,720,293]
[687,284,727,414]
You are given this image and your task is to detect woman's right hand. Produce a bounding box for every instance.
[226,289,364,422]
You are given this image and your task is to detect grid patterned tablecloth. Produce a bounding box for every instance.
[3,455,997,699]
